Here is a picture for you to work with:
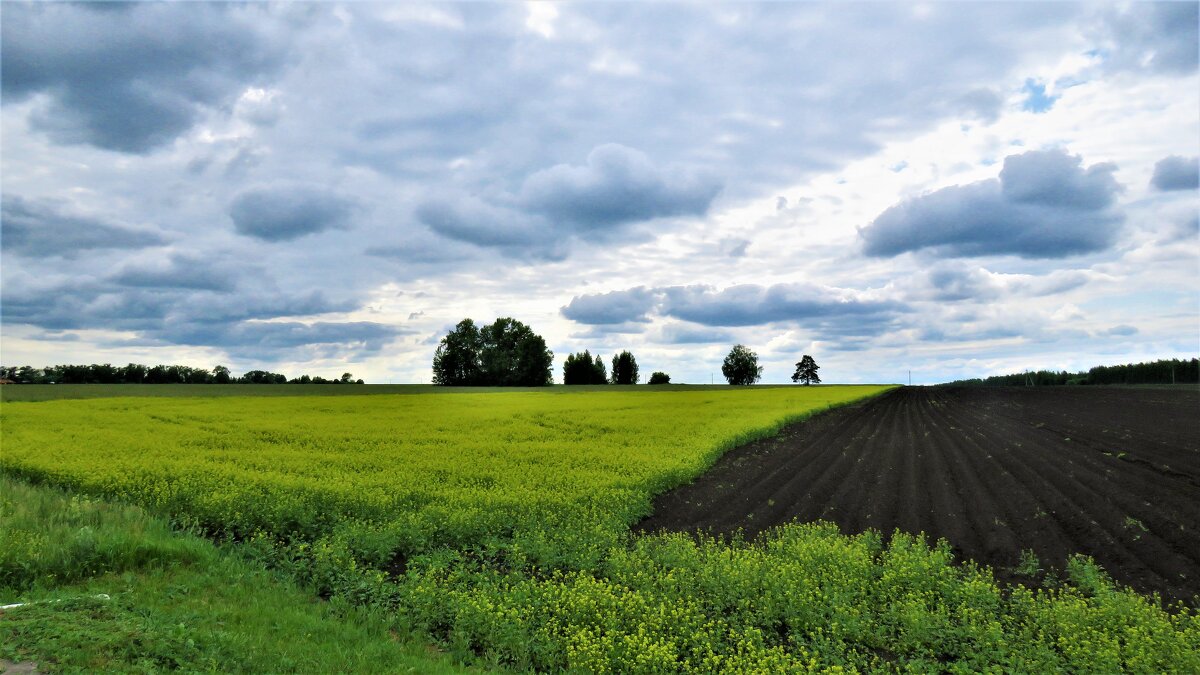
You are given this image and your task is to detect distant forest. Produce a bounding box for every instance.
[941,358,1199,387]
[0,364,363,385]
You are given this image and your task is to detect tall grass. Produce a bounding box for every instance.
[0,476,468,673]
[0,477,213,590]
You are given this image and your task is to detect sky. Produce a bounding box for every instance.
[1,2,1197,385]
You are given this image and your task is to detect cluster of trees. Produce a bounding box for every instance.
[562,350,609,384]
[561,350,644,385]
[0,364,362,385]
[432,318,554,386]
[942,358,1199,387]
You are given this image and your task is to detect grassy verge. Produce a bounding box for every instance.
[0,476,471,674]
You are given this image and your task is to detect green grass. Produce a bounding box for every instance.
[0,476,470,674]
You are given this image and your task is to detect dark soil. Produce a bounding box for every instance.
[635,386,1200,605]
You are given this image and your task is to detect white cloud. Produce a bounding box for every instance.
[524,2,558,39]
[2,2,1196,384]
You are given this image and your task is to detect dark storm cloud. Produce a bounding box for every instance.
[561,287,656,325]
[229,186,356,242]
[1150,156,1199,191]
[860,149,1123,259]
[519,144,721,230]
[1,195,167,258]
[0,2,288,153]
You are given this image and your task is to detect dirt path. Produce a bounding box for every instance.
[635,386,1200,605]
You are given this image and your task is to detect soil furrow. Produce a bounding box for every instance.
[635,386,1200,605]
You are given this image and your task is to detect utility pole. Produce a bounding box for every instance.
[908,370,911,386]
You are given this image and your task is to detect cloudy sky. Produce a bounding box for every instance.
[2,2,1197,385]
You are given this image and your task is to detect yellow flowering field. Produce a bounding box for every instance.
[0,386,886,547]
[4,385,1196,672]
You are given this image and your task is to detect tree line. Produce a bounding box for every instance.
[0,363,362,385]
[432,318,821,387]
[941,358,1199,387]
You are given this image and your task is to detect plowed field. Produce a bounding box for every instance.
[636,386,1200,605]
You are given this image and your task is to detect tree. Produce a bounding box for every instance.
[610,350,639,385]
[593,354,607,383]
[481,318,553,386]
[340,372,354,383]
[648,371,671,385]
[563,350,607,385]
[432,319,483,385]
[15,365,44,383]
[722,344,762,385]
[185,367,211,384]
[145,365,171,384]
[240,370,286,384]
[433,317,553,386]
[212,365,232,384]
[89,363,120,383]
[792,355,821,385]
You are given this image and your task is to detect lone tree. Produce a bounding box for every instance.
[563,350,608,384]
[433,317,553,386]
[722,344,763,385]
[792,355,821,385]
[610,350,639,384]
[647,371,671,385]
